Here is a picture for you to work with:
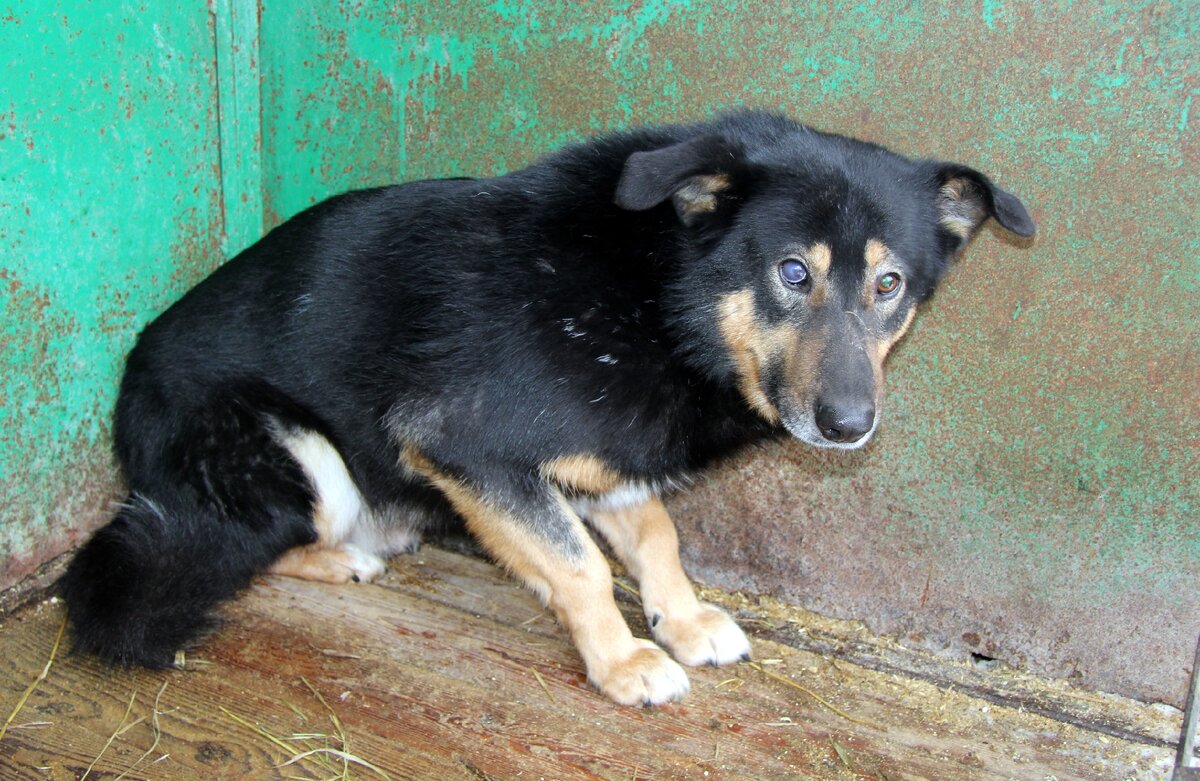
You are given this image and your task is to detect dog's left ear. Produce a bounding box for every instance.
[615,135,743,225]
[934,164,1036,245]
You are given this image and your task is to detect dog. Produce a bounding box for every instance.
[60,111,1034,706]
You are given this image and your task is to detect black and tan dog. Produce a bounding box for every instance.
[61,111,1034,705]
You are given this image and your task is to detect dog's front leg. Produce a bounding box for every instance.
[587,498,751,667]
[405,454,690,706]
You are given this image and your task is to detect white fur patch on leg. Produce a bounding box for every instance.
[274,426,365,544]
[272,425,422,575]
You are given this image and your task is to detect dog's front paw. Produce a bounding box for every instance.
[589,639,691,706]
[651,603,751,667]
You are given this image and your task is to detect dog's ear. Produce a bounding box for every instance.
[934,164,1035,245]
[615,135,743,225]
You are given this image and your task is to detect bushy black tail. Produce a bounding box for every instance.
[61,374,331,666]
[59,495,290,666]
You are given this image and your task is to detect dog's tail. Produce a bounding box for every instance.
[59,494,287,667]
[60,378,328,665]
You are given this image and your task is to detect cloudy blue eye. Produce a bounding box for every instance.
[778,259,810,287]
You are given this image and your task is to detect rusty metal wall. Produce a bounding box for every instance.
[0,2,226,594]
[2,1,1196,706]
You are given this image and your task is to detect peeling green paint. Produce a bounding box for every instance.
[213,0,264,257]
[1,2,224,579]
[982,0,1001,30]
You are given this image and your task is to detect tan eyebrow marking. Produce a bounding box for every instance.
[865,239,890,274]
[806,242,832,276]
[784,242,832,306]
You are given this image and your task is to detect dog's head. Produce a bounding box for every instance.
[615,114,1035,449]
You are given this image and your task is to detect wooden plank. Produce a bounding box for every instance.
[725,590,1180,751]
[0,547,1175,779]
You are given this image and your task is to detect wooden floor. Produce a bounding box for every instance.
[0,547,1180,780]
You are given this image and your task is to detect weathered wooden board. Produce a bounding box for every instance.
[0,548,1175,779]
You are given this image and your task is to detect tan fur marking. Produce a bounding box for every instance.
[674,173,731,214]
[937,178,986,240]
[872,307,918,369]
[694,173,731,196]
[588,498,750,666]
[717,290,780,422]
[399,445,434,476]
[850,308,919,402]
[782,326,823,403]
[267,544,383,584]
[310,502,336,543]
[587,498,693,614]
[265,497,351,580]
[717,290,831,424]
[805,242,832,276]
[402,447,688,704]
[865,239,889,274]
[540,454,623,494]
[403,446,610,612]
[804,243,833,306]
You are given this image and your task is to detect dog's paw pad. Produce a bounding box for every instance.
[590,640,690,706]
[652,603,751,667]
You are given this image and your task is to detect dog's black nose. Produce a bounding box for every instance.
[814,402,875,443]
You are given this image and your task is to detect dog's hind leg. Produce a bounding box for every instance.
[264,427,392,584]
[267,544,387,584]
[403,450,690,706]
[61,387,326,667]
[586,498,751,667]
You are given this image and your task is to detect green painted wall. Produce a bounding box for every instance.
[1,1,225,588]
[2,0,1196,705]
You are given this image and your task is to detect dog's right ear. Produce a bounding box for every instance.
[614,135,743,225]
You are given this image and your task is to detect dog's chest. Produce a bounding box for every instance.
[568,482,660,517]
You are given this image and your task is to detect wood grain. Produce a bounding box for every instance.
[0,547,1174,779]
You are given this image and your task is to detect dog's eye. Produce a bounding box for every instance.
[779,259,810,288]
[876,272,902,299]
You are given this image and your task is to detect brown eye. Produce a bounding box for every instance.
[877,272,902,299]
